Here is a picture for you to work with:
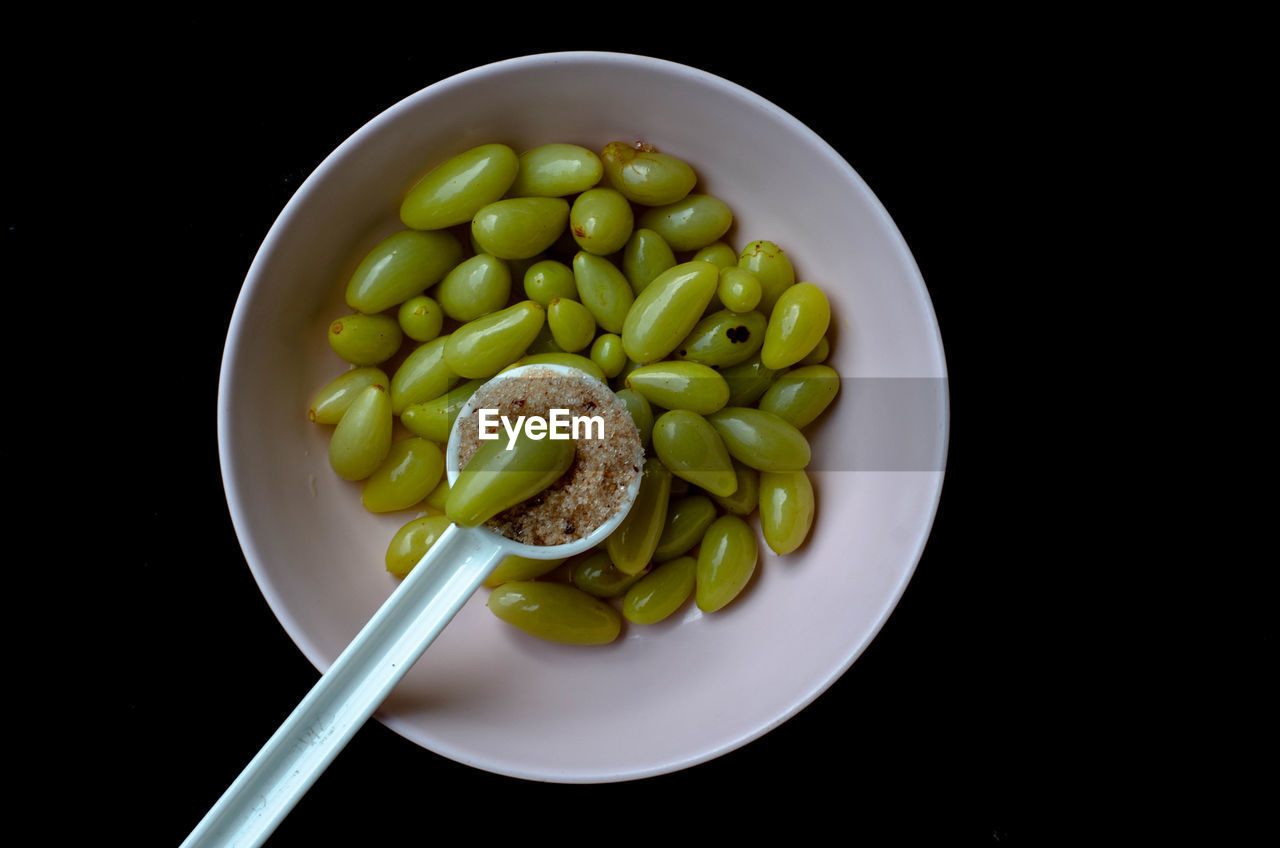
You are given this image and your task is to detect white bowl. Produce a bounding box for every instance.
[218,51,948,782]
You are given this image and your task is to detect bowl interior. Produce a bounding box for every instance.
[219,52,948,781]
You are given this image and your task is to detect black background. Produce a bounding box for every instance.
[55,34,1088,845]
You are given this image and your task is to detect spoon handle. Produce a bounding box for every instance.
[182,524,503,848]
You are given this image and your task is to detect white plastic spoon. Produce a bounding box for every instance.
[183,365,641,847]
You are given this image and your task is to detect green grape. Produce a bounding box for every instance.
[622,228,677,295]
[622,556,695,624]
[328,313,403,366]
[345,229,464,315]
[483,555,567,588]
[589,333,626,378]
[709,461,759,515]
[523,259,577,305]
[613,357,643,392]
[721,353,778,407]
[487,582,621,645]
[717,267,762,313]
[653,495,717,562]
[547,297,597,353]
[572,251,634,334]
[397,295,444,342]
[758,365,840,428]
[400,379,484,442]
[514,352,607,382]
[435,254,511,322]
[707,407,811,472]
[508,143,603,197]
[738,240,795,315]
[570,187,634,256]
[390,335,460,416]
[424,476,451,512]
[385,515,453,577]
[600,142,697,206]
[651,409,738,497]
[637,194,733,251]
[523,322,564,355]
[571,550,647,598]
[444,301,546,378]
[624,361,729,415]
[446,430,575,527]
[361,437,445,513]
[400,143,519,230]
[329,384,393,481]
[606,457,672,575]
[674,309,767,368]
[615,388,654,449]
[759,470,815,555]
[620,261,719,363]
[668,477,690,496]
[798,336,830,366]
[761,282,831,370]
[695,515,758,612]
[693,242,738,269]
[472,197,570,259]
[308,367,388,424]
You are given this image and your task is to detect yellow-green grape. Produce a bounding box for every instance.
[571,550,647,598]
[329,385,393,481]
[615,388,654,449]
[547,297,597,353]
[328,313,403,366]
[572,251,634,334]
[570,187,634,256]
[589,333,626,378]
[718,267,762,313]
[710,462,759,516]
[488,582,621,645]
[622,228,677,295]
[390,335,459,416]
[446,430,575,527]
[625,361,729,415]
[674,309,767,368]
[361,437,445,513]
[738,240,795,315]
[695,515,758,612]
[798,336,830,366]
[614,357,643,392]
[435,254,511,322]
[721,354,778,407]
[637,194,733,252]
[759,470,815,555]
[758,365,840,429]
[622,556,695,624]
[308,367,388,424]
[523,259,577,306]
[508,143,603,197]
[693,242,738,269]
[401,143,519,230]
[514,352,607,382]
[621,261,719,364]
[385,515,453,577]
[606,457,672,575]
[651,409,738,497]
[484,555,566,588]
[345,229,464,315]
[524,322,563,356]
[472,197,570,260]
[397,295,444,342]
[424,476,451,512]
[444,301,545,378]
[600,142,697,206]
[653,494,716,562]
[400,379,484,442]
[761,282,831,371]
[707,407,811,472]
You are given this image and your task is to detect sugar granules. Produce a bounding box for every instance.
[455,367,644,546]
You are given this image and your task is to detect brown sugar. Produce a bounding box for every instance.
[456,367,644,546]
